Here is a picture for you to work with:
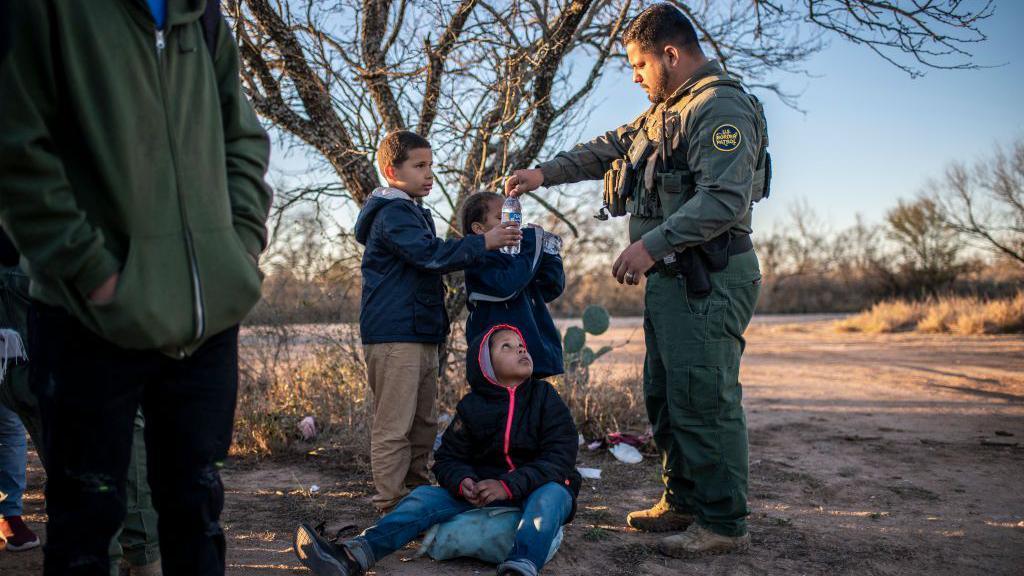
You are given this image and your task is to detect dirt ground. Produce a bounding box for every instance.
[4,316,1023,575]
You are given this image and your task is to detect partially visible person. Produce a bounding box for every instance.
[293,325,581,576]
[0,228,40,553]
[0,405,39,552]
[461,192,565,378]
[0,1,273,574]
[1,228,161,574]
[354,131,520,513]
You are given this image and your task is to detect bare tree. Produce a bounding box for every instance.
[931,137,1024,266]
[885,197,966,296]
[227,0,993,223]
[229,0,632,224]
[757,200,835,294]
[755,0,995,78]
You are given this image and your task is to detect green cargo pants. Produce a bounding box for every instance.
[643,249,761,537]
[0,267,159,570]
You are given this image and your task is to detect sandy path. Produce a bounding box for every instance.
[4,316,1022,575]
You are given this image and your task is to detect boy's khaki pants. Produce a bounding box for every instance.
[364,342,439,512]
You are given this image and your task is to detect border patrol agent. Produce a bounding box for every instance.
[506,3,770,558]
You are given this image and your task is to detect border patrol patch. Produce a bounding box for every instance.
[712,124,741,152]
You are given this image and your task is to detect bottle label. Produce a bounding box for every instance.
[503,212,522,225]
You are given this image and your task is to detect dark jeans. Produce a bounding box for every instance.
[30,304,238,576]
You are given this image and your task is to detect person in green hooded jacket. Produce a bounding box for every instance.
[0,1,272,575]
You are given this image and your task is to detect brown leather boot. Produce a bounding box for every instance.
[626,496,694,532]
[658,523,750,558]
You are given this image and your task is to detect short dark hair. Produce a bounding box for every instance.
[377,130,431,173]
[460,191,504,235]
[622,3,701,54]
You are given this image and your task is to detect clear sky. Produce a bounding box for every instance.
[571,2,1024,234]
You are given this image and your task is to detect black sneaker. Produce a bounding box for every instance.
[496,559,537,576]
[293,523,363,576]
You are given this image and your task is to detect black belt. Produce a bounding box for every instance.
[651,233,753,277]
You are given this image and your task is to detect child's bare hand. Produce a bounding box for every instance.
[483,222,522,251]
[460,478,478,502]
[474,479,509,506]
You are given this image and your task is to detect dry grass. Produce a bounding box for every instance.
[233,323,371,457]
[232,324,648,458]
[836,300,925,333]
[558,363,646,440]
[836,291,1024,335]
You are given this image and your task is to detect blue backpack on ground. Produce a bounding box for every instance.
[416,507,564,564]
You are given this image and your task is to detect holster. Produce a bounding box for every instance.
[654,233,753,299]
[676,248,712,299]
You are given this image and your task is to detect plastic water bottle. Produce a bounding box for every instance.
[500,195,522,255]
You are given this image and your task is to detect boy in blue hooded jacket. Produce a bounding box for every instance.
[461,192,565,378]
[353,131,520,512]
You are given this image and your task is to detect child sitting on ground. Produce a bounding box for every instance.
[294,324,581,576]
[353,132,520,513]
[461,192,565,378]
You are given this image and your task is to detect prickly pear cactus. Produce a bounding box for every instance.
[563,326,586,355]
[582,305,610,335]
[563,306,615,390]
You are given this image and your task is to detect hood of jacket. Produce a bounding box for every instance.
[354,187,415,245]
[467,323,531,396]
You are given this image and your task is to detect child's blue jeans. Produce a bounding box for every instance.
[0,401,27,516]
[347,482,572,574]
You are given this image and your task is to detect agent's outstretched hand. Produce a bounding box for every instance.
[505,169,544,197]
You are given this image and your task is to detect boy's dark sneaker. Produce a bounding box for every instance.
[496,559,537,576]
[293,523,363,576]
[0,516,41,551]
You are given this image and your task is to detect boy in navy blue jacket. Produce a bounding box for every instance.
[294,324,581,576]
[354,132,520,512]
[461,193,565,378]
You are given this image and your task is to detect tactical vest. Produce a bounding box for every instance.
[601,73,771,239]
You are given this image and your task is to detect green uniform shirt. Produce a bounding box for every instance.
[537,60,760,260]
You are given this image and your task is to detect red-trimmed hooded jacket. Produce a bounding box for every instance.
[433,324,582,523]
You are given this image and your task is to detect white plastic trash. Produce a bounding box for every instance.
[297,416,316,440]
[609,443,643,464]
[577,467,602,480]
